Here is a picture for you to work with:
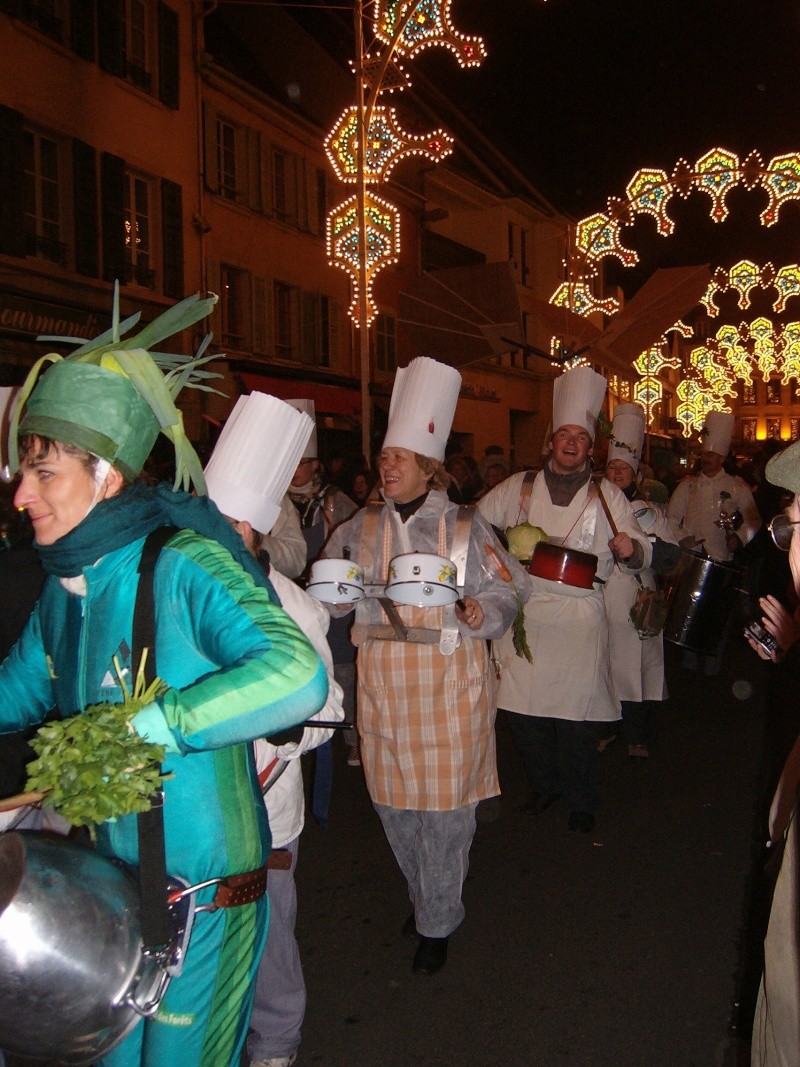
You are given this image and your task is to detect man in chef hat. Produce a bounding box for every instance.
[205,391,345,1067]
[479,365,652,834]
[323,356,528,977]
[667,410,760,564]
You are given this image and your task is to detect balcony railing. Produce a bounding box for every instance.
[24,231,67,266]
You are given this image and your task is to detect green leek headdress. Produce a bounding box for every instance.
[8,283,223,494]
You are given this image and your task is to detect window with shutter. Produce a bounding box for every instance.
[123,169,155,288]
[101,151,126,283]
[157,2,179,109]
[220,264,251,351]
[23,128,67,267]
[70,0,95,60]
[73,138,98,277]
[161,178,183,298]
[252,275,272,355]
[0,106,27,258]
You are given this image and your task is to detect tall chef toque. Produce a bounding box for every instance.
[8,283,220,493]
[204,393,314,534]
[700,411,734,457]
[382,356,461,462]
[285,398,317,459]
[552,365,608,439]
[608,403,646,473]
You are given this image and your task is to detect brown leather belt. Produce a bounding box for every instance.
[211,864,268,908]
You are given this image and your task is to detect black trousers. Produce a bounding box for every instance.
[507,712,600,814]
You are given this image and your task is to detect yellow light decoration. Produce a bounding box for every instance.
[634,376,662,413]
[728,259,762,309]
[625,168,674,235]
[326,192,401,326]
[669,320,694,339]
[774,265,800,313]
[691,147,741,223]
[360,53,412,95]
[325,105,453,184]
[751,316,778,380]
[374,0,487,67]
[780,323,800,383]
[760,153,800,226]
[575,212,638,267]
[550,282,619,317]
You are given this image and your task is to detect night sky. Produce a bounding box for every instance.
[410,0,800,295]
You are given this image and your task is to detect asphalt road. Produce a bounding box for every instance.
[292,641,771,1067]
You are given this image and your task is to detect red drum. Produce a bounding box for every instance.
[663,550,746,656]
[528,541,598,590]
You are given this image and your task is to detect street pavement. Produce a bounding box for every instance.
[293,640,770,1067]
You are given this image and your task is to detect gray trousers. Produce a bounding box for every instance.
[374,803,478,938]
[247,837,304,1062]
[334,661,357,747]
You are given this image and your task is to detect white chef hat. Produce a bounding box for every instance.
[382,357,461,462]
[204,392,314,534]
[552,365,608,439]
[608,403,646,474]
[285,399,317,459]
[700,410,734,457]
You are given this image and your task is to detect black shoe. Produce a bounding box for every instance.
[401,912,417,939]
[413,935,448,976]
[568,811,595,833]
[519,792,561,817]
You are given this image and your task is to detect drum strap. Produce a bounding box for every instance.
[133,525,178,952]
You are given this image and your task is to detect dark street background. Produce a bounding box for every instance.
[293,641,771,1066]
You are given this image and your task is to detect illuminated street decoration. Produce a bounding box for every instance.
[325,105,453,183]
[374,0,487,65]
[625,169,674,235]
[327,1,485,337]
[550,282,619,317]
[550,147,800,427]
[634,375,662,411]
[327,193,400,324]
[676,378,723,437]
[774,265,800,312]
[751,317,778,381]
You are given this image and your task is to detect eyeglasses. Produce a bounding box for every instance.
[768,512,800,551]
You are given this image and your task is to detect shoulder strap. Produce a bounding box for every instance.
[518,470,536,521]
[134,525,178,952]
[451,505,474,587]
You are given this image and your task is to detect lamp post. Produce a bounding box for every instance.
[326,1,485,460]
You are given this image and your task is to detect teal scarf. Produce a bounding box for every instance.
[35,482,278,601]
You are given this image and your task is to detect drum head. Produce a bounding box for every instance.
[0,833,25,916]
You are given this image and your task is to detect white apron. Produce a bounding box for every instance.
[494,474,619,722]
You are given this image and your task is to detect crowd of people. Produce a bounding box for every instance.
[1,303,799,1067]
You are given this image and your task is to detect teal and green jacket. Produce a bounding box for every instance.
[0,530,328,885]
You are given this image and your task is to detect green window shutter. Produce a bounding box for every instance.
[206,258,221,334]
[97,0,123,76]
[100,151,125,283]
[157,3,179,109]
[0,105,26,258]
[161,178,183,298]
[72,139,98,277]
[246,128,262,212]
[70,0,96,61]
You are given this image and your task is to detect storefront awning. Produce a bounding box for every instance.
[236,372,362,418]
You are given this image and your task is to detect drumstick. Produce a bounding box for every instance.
[0,790,47,812]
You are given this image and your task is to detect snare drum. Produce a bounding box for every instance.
[663,550,746,656]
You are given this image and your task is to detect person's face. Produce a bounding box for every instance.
[605,458,635,490]
[549,424,593,475]
[14,443,106,545]
[378,447,429,504]
[291,457,319,487]
[352,473,369,500]
[484,463,506,490]
[700,451,725,478]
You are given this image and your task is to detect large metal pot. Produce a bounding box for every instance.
[663,549,746,656]
[0,832,187,1065]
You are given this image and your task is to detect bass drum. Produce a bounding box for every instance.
[0,831,191,1065]
[664,550,746,656]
